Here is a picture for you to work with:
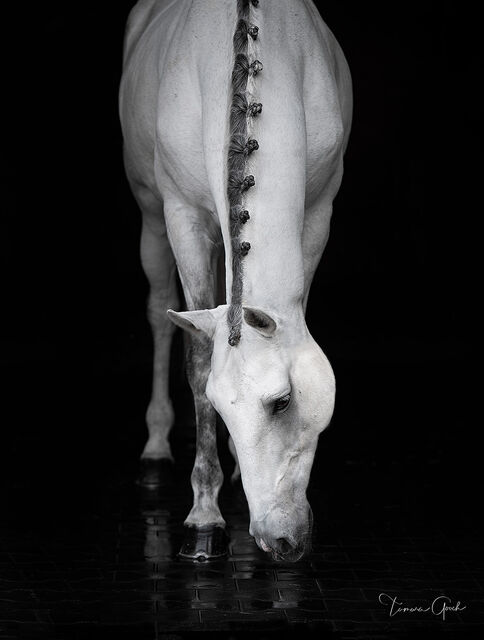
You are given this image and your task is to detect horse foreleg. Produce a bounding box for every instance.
[179,332,228,560]
[136,186,180,486]
[164,201,227,559]
[184,333,225,526]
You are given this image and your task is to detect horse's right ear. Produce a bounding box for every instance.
[243,306,277,337]
[167,305,227,340]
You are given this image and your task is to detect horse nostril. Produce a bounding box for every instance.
[276,538,293,555]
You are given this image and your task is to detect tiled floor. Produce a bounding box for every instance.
[1,356,482,639]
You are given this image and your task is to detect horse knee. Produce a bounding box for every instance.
[146,401,174,432]
[147,290,179,330]
[191,456,223,494]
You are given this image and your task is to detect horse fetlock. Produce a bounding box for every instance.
[188,460,224,528]
[141,437,173,461]
[184,503,226,529]
[143,403,174,460]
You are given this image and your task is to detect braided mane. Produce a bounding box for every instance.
[226,0,262,346]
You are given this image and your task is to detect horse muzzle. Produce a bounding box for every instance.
[251,507,313,563]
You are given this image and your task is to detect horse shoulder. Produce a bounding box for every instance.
[301,9,352,204]
[155,3,235,216]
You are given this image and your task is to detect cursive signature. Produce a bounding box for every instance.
[379,593,466,621]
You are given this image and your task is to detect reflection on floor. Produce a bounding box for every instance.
[0,358,482,639]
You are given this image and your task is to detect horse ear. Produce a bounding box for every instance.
[243,306,277,337]
[167,305,227,339]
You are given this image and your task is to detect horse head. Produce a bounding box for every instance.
[168,303,335,562]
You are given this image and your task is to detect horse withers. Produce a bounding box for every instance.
[119,0,352,562]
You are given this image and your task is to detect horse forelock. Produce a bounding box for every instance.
[227,0,261,347]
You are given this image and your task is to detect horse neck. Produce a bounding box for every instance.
[240,191,305,314]
[225,0,308,327]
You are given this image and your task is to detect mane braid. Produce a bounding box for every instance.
[226,0,260,346]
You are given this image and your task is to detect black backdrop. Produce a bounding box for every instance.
[2,2,479,523]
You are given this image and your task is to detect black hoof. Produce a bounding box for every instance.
[136,458,174,488]
[178,525,229,561]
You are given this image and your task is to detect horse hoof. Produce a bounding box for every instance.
[178,525,229,561]
[136,458,174,488]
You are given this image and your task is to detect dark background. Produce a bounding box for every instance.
[1,1,480,628]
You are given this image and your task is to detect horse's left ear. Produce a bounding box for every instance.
[167,305,227,339]
[243,306,277,337]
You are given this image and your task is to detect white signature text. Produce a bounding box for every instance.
[378,593,466,621]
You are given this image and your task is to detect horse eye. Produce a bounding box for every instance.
[273,394,291,414]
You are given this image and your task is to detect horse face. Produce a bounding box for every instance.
[168,305,335,562]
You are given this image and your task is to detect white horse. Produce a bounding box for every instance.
[119,0,352,562]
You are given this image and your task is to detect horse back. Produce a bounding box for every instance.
[120,1,351,212]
